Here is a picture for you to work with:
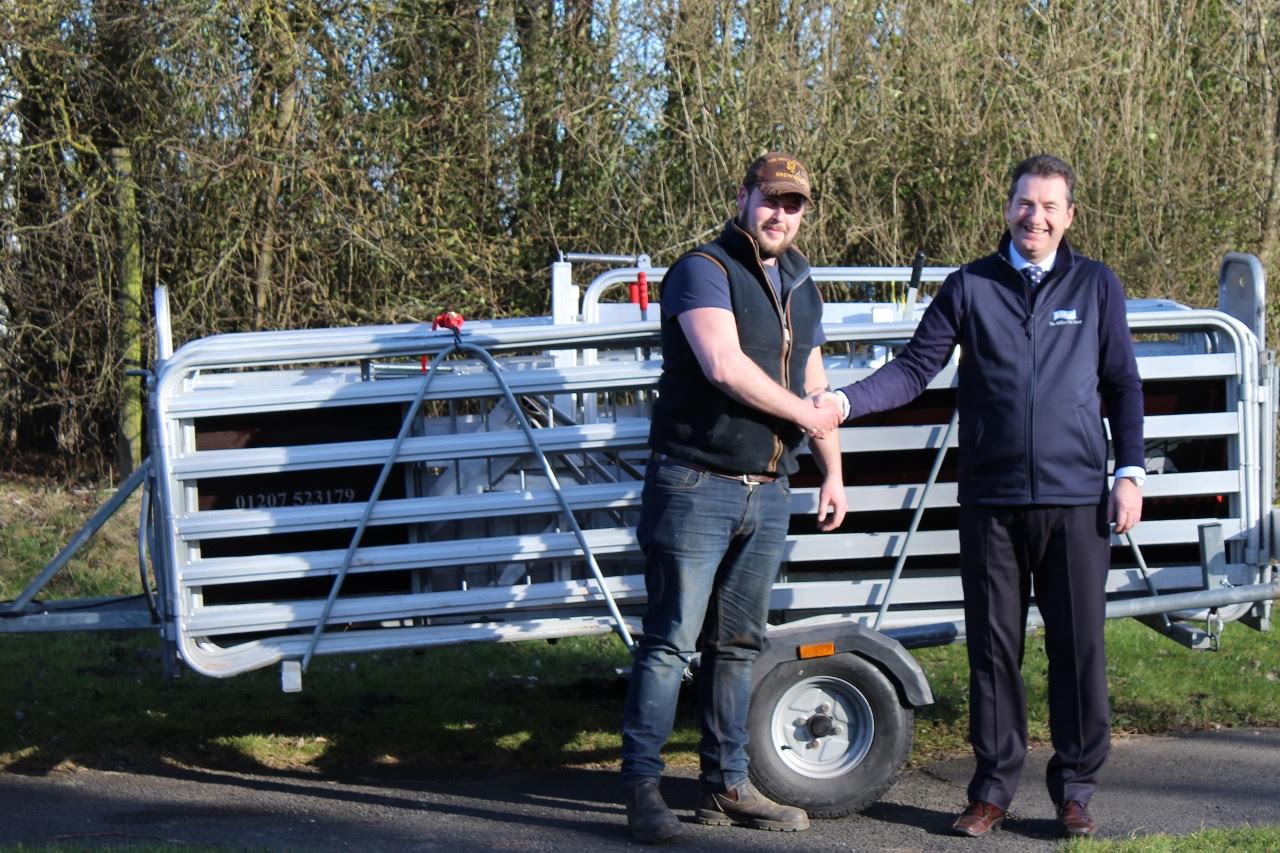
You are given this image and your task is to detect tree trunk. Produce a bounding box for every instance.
[111,146,144,475]
[253,75,298,330]
[1258,13,1280,274]
[251,4,301,331]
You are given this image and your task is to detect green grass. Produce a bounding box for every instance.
[0,483,141,602]
[2,629,644,775]
[8,618,1273,776]
[1064,824,1280,851]
[3,569,1277,779]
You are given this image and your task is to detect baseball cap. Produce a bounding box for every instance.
[743,151,813,203]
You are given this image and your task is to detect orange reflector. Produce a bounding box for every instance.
[797,641,835,659]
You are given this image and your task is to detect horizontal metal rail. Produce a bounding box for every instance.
[172,577,1280,677]
[156,320,661,378]
[175,468,1237,543]
[169,420,651,479]
[183,615,641,677]
[0,595,155,633]
[178,481,642,540]
[169,516,1242,593]
[886,581,1280,649]
[165,360,660,418]
[181,528,639,585]
[185,575,649,636]
[178,560,1250,639]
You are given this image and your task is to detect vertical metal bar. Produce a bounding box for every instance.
[874,410,957,631]
[1125,531,1172,630]
[153,287,173,361]
[136,473,158,620]
[450,398,461,496]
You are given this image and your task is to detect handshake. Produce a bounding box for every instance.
[801,390,846,438]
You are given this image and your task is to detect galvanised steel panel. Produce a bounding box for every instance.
[143,263,1270,679]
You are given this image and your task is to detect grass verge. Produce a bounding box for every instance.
[1064,824,1280,851]
[8,616,1277,776]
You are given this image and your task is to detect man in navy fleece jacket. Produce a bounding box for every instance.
[824,155,1144,839]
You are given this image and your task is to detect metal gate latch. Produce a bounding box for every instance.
[1206,608,1223,652]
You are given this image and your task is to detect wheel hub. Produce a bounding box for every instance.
[770,675,875,778]
[807,712,836,739]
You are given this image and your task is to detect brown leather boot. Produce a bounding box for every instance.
[696,781,809,832]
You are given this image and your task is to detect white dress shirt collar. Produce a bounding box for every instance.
[1008,242,1056,279]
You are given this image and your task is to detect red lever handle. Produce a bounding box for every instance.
[432,311,465,332]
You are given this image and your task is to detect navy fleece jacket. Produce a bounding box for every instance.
[838,235,1143,506]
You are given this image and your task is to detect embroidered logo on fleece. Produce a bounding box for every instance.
[1050,308,1082,327]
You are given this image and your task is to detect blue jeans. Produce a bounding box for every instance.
[620,460,791,790]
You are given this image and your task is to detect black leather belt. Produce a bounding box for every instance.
[650,452,778,485]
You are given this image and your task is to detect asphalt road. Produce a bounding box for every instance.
[2,728,1278,851]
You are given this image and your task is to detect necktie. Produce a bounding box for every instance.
[1022,265,1044,287]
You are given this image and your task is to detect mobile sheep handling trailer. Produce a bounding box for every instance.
[4,252,1279,817]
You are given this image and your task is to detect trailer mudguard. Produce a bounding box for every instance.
[757,621,934,708]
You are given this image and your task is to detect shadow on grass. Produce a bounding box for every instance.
[1,630,704,784]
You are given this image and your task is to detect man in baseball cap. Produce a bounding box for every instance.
[618,150,844,842]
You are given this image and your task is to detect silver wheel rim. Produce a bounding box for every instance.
[770,674,874,779]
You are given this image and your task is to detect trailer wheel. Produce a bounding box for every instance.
[747,653,913,818]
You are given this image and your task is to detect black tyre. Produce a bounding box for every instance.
[747,653,914,818]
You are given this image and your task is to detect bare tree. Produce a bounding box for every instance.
[5,0,1280,472]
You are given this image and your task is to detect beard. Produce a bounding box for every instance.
[736,212,795,259]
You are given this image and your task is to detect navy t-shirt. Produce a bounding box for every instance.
[662,255,826,344]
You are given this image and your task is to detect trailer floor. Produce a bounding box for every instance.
[2,728,1276,850]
